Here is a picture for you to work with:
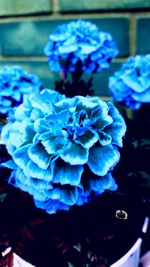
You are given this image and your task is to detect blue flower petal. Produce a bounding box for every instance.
[75,188,90,205]
[14,104,29,120]
[9,127,23,148]
[49,60,61,72]
[27,160,54,181]
[58,44,78,54]
[34,118,51,134]
[76,96,97,110]
[28,143,51,169]
[1,159,17,170]
[13,144,30,169]
[88,144,120,176]
[29,178,52,190]
[60,142,88,165]
[0,87,13,97]
[54,97,78,111]
[122,70,148,92]
[106,123,126,147]
[22,124,35,143]
[40,88,64,105]
[89,172,118,193]
[13,168,52,201]
[30,108,43,120]
[75,129,98,149]
[132,89,150,103]
[106,102,126,147]
[98,131,112,146]
[34,199,69,214]
[60,187,78,205]
[39,132,65,154]
[80,43,98,54]
[53,161,83,185]
[31,94,53,115]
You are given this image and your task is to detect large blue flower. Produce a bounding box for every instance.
[109,54,150,110]
[44,20,118,74]
[1,90,126,214]
[0,65,43,115]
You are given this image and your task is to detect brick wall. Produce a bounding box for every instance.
[0,0,150,96]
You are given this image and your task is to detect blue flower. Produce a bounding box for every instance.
[44,20,118,74]
[1,90,126,214]
[109,54,150,110]
[0,65,43,115]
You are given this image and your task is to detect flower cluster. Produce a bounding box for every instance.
[44,19,118,75]
[0,65,43,115]
[109,54,150,110]
[1,89,126,214]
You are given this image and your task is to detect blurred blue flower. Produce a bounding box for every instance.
[109,54,150,110]
[0,65,43,115]
[44,20,118,74]
[1,90,126,214]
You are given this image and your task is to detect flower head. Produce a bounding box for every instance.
[109,54,150,110]
[44,19,118,74]
[0,65,43,115]
[2,89,126,214]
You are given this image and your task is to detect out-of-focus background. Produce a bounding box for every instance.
[0,0,150,97]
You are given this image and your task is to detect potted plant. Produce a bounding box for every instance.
[0,20,149,267]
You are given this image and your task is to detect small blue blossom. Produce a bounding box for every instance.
[109,54,150,110]
[0,65,43,115]
[1,89,126,214]
[44,20,118,74]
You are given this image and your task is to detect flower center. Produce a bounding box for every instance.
[61,110,88,140]
[62,126,76,140]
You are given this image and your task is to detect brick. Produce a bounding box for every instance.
[0,60,122,97]
[0,18,129,58]
[0,20,64,57]
[59,0,150,12]
[0,0,52,16]
[136,18,150,54]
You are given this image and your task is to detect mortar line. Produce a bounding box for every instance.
[0,12,137,23]
[51,0,60,14]
[0,56,47,61]
[129,14,136,56]
[0,56,128,62]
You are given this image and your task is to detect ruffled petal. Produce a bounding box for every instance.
[98,131,112,146]
[89,172,118,193]
[88,144,120,176]
[34,118,51,134]
[106,102,126,147]
[39,132,65,154]
[132,88,150,103]
[53,161,83,185]
[28,143,51,169]
[34,199,69,214]
[13,144,30,169]
[59,142,88,165]
[122,70,147,92]
[1,159,17,170]
[60,187,78,205]
[22,124,35,144]
[75,129,98,149]
[27,160,54,181]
